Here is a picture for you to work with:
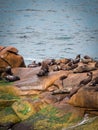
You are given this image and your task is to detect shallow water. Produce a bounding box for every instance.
[0,0,98,64]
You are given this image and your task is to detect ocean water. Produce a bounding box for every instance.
[0,0,98,65]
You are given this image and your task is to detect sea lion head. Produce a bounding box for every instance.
[5,66,12,75]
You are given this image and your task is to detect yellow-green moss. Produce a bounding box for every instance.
[27,105,74,129]
[0,107,20,124]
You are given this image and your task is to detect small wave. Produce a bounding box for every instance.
[56,36,73,40]
[36,42,44,45]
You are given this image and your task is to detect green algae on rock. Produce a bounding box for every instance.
[12,100,37,120]
[0,106,20,124]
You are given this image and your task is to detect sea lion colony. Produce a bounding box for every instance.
[35,54,97,75]
[35,54,98,98]
[0,54,98,98]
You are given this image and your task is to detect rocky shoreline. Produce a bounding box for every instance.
[0,46,98,130]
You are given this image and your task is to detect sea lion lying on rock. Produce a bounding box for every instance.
[89,76,98,86]
[78,72,92,86]
[27,61,41,68]
[81,55,93,64]
[66,72,93,98]
[73,65,96,73]
[4,75,20,82]
[1,66,20,82]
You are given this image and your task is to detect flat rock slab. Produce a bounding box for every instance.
[13,68,69,94]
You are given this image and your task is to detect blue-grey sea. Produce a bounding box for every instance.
[0,0,98,65]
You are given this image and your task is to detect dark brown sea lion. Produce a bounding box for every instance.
[78,72,92,86]
[76,54,81,59]
[66,63,78,70]
[37,61,49,77]
[89,76,98,86]
[1,66,20,82]
[48,59,56,66]
[5,66,13,75]
[72,54,81,64]
[1,66,13,78]
[59,75,67,86]
[41,61,49,72]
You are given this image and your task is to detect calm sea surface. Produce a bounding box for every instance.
[0,0,98,65]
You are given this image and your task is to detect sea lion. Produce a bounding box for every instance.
[37,61,49,77]
[48,59,56,66]
[84,55,93,60]
[28,61,41,68]
[5,66,13,75]
[78,72,92,86]
[37,69,48,76]
[73,65,96,73]
[66,63,78,70]
[67,72,92,98]
[75,54,81,60]
[4,75,20,82]
[53,65,61,71]
[72,54,81,64]
[81,55,93,64]
[1,66,13,78]
[59,75,67,86]
[41,61,49,72]
[81,58,93,64]
[89,76,98,86]
[1,66,20,82]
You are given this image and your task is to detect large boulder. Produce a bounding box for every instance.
[68,86,98,109]
[0,46,26,69]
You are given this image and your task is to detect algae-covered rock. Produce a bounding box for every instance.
[0,84,20,108]
[21,104,83,130]
[12,100,36,120]
[0,107,20,124]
